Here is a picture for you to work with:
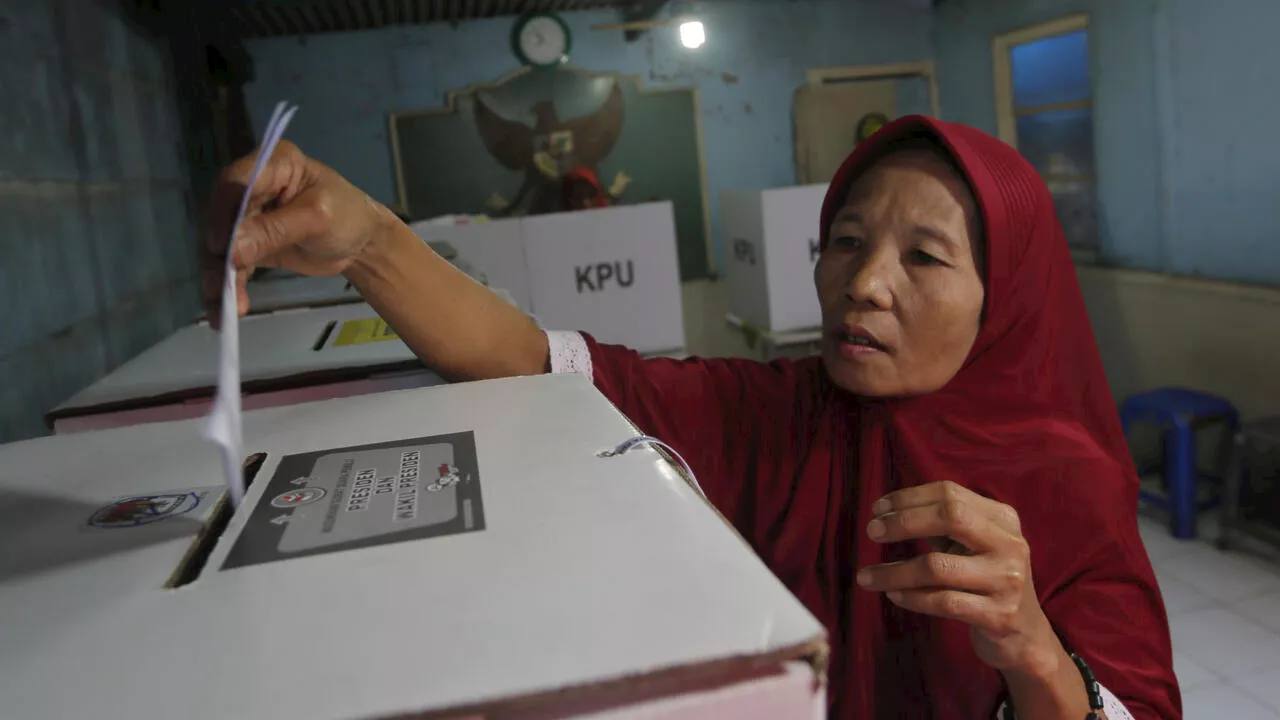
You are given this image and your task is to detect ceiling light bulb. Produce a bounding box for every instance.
[679,21,705,50]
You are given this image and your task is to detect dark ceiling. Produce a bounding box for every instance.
[227,0,661,38]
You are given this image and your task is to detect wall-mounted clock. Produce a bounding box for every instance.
[513,13,571,68]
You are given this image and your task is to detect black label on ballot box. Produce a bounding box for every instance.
[222,432,484,570]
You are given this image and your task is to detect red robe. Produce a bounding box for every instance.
[569,116,1179,719]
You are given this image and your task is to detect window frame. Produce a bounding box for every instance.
[991,13,1091,148]
[993,13,1098,260]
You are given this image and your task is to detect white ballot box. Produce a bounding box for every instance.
[245,274,363,314]
[522,202,685,354]
[720,184,827,333]
[1,374,828,720]
[47,302,444,434]
[409,216,533,313]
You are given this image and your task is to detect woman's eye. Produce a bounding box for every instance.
[832,235,863,250]
[910,248,944,266]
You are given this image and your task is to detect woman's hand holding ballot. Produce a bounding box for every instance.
[205,140,549,380]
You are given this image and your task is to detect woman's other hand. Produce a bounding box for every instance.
[855,481,1062,675]
[203,140,396,323]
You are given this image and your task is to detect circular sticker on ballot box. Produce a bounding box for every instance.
[271,487,327,508]
[88,492,204,529]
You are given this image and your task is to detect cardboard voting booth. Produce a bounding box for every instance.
[412,205,686,354]
[523,202,685,355]
[2,374,828,719]
[410,217,534,314]
[245,274,363,314]
[47,302,444,434]
[720,185,828,333]
[244,241,487,316]
[725,314,824,363]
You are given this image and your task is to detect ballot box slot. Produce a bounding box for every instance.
[166,452,267,588]
[312,320,337,352]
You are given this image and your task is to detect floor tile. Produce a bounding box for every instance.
[1169,607,1280,678]
[1140,516,1201,562]
[1154,568,1218,618]
[1155,544,1280,603]
[1136,513,1280,716]
[1174,652,1218,691]
[1232,591,1280,635]
[1182,681,1280,720]
[1235,667,1280,715]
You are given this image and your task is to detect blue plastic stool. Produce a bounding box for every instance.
[1120,388,1239,540]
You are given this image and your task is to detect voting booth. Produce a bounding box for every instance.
[409,216,534,314]
[412,205,686,354]
[47,303,444,434]
[720,185,828,333]
[523,202,685,355]
[1,374,828,719]
[725,314,824,363]
[244,274,363,314]
[243,240,489,316]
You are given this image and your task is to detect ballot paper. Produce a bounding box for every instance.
[204,101,298,506]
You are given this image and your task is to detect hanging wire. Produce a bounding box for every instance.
[598,435,706,500]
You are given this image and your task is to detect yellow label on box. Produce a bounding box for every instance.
[332,318,400,347]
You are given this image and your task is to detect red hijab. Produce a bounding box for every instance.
[819,116,1178,717]
[583,115,1177,718]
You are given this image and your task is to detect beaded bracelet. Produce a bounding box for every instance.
[1071,653,1105,720]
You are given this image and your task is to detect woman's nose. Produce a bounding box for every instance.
[845,249,894,310]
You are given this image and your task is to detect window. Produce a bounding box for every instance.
[993,14,1097,251]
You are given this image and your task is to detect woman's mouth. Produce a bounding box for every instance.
[833,328,888,358]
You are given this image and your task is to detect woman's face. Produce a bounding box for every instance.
[815,149,985,397]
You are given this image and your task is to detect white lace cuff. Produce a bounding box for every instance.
[995,681,1132,719]
[547,330,593,381]
[1099,684,1134,719]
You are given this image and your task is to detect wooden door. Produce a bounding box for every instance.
[794,80,897,185]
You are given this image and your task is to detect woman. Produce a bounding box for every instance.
[206,116,1179,719]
